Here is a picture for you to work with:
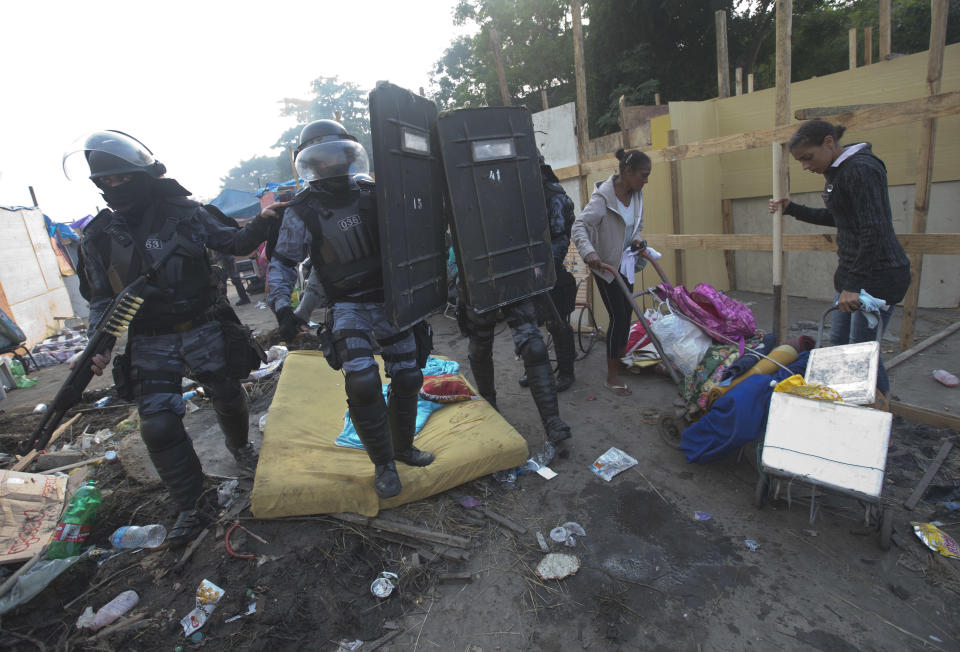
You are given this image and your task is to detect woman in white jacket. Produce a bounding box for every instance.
[571,148,655,396]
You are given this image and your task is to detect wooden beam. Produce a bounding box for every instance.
[716,10,731,98]
[900,0,948,351]
[618,95,631,149]
[904,440,954,509]
[721,199,737,290]
[553,163,581,181]
[668,130,684,286]
[865,26,873,65]
[571,0,589,207]
[890,402,960,433]
[488,25,511,106]
[774,0,792,342]
[641,233,960,255]
[849,27,857,69]
[735,67,743,96]
[576,91,960,176]
[13,414,81,471]
[879,0,891,60]
[748,73,755,93]
[887,320,960,371]
[540,89,549,111]
[794,103,888,120]
[654,92,661,106]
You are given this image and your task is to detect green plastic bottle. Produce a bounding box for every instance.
[47,481,102,559]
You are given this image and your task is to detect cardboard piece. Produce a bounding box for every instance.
[0,471,68,564]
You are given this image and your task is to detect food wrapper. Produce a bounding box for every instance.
[912,522,960,560]
[774,374,843,401]
[181,579,225,636]
[591,447,638,482]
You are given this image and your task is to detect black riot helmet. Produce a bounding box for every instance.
[294,120,369,183]
[63,131,167,181]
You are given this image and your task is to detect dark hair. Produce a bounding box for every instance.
[789,120,846,150]
[615,148,651,173]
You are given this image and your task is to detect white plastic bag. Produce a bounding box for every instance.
[645,300,711,377]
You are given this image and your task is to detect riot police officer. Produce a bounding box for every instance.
[519,155,578,393]
[66,131,282,546]
[267,120,433,499]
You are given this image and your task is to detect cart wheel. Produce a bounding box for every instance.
[879,507,893,551]
[754,475,770,510]
[577,305,598,359]
[657,413,685,450]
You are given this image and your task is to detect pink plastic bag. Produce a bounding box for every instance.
[654,283,758,343]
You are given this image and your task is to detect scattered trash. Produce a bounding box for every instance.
[224,601,257,623]
[930,635,944,644]
[492,468,518,485]
[92,396,111,408]
[190,632,205,643]
[217,479,240,507]
[744,539,761,551]
[694,511,713,521]
[110,524,166,549]
[75,606,96,629]
[10,360,38,388]
[182,389,204,402]
[258,412,268,433]
[180,579,225,636]
[912,522,960,559]
[184,400,200,414]
[586,396,596,401]
[0,471,69,563]
[591,447,638,482]
[457,495,483,508]
[549,522,586,547]
[932,369,959,387]
[370,571,398,598]
[0,554,83,615]
[48,481,101,559]
[248,346,290,380]
[940,501,960,512]
[802,529,819,537]
[535,531,550,552]
[104,450,118,462]
[91,590,139,630]
[535,553,580,580]
[33,403,47,414]
[337,640,363,652]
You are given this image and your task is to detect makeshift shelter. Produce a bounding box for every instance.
[209,188,261,221]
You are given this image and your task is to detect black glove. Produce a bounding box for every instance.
[276,306,307,341]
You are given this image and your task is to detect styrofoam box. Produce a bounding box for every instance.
[762,392,892,498]
[804,341,879,405]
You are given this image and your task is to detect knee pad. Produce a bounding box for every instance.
[519,335,548,366]
[468,337,494,364]
[390,367,423,398]
[344,366,383,405]
[140,410,187,452]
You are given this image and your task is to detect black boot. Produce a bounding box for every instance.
[469,353,497,409]
[518,374,529,387]
[525,361,572,444]
[553,324,576,393]
[213,391,257,472]
[140,412,204,518]
[349,398,401,498]
[388,388,434,466]
[168,508,206,547]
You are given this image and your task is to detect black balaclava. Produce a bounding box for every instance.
[98,173,157,215]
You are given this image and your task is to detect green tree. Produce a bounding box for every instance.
[220,155,286,193]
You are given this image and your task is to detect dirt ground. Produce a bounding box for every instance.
[0,286,958,651]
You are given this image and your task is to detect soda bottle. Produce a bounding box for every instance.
[47,481,102,559]
[91,590,139,630]
[109,524,167,549]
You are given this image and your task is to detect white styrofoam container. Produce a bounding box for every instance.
[804,341,879,405]
[762,392,891,498]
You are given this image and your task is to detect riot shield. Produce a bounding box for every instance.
[369,82,448,331]
[437,107,554,314]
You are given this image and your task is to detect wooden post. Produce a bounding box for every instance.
[773,0,792,342]
[571,0,590,207]
[618,95,631,149]
[748,73,755,93]
[849,27,857,69]
[668,130,684,286]
[865,26,873,65]
[28,186,38,207]
[715,10,731,98]
[735,67,743,96]
[488,25,511,106]
[541,89,549,111]
[721,199,737,290]
[879,0,892,60]
[655,92,661,106]
[900,0,948,350]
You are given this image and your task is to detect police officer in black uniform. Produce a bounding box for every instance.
[267,120,433,499]
[67,131,283,545]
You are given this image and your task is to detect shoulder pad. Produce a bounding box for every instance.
[287,186,313,206]
[355,176,376,192]
[201,203,240,229]
[82,209,114,235]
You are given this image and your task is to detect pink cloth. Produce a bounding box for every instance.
[654,283,758,343]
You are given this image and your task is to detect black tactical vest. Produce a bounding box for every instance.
[289,183,382,300]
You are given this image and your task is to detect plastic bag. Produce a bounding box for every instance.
[645,301,712,377]
[655,283,758,341]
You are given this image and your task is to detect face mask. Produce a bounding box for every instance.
[99,173,156,213]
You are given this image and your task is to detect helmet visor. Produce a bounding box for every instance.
[62,131,157,180]
[295,140,369,182]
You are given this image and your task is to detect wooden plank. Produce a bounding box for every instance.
[333,513,473,549]
[748,73,755,93]
[735,67,743,96]
[794,103,889,120]
[668,130,684,286]
[571,0,589,208]
[715,10,730,98]
[903,440,953,510]
[12,413,81,470]
[849,27,857,69]
[488,25,511,106]
[720,199,737,290]
[577,91,960,176]
[774,0,792,343]
[900,0,949,351]
[879,0,891,60]
[553,163,581,182]
[891,401,960,432]
[865,26,873,66]
[618,95,630,149]
[642,233,960,254]
[541,89,549,111]
[887,320,960,370]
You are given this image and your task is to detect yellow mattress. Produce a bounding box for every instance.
[251,351,529,518]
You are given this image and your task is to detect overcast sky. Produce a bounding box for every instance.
[0,0,468,221]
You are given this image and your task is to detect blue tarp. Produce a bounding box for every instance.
[43,215,81,243]
[209,188,261,220]
[256,178,303,198]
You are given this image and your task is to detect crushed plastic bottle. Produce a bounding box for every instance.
[933,369,959,387]
[47,482,102,559]
[91,590,139,630]
[109,524,167,549]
